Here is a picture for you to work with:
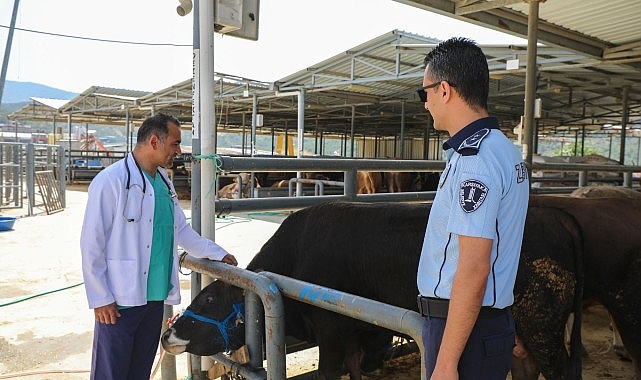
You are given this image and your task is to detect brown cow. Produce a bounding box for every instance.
[384,172,421,192]
[217,173,260,199]
[356,171,382,194]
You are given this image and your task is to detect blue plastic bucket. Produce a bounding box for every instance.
[0,216,17,231]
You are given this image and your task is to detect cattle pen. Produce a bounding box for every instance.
[166,155,641,380]
[178,255,426,380]
[1,164,639,380]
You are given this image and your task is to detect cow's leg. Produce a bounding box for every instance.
[343,333,363,380]
[513,273,576,379]
[611,320,631,361]
[360,331,393,375]
[510,335,541,380]
[312,314,350,380]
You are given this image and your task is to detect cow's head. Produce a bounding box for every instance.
[161,280,245,356]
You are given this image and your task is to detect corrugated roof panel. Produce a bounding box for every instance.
[508,0,641,45]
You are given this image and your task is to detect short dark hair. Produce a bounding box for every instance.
[423,37,489,111]
[136,113,181,145]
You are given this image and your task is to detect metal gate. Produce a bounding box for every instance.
[0,142,24,210]
[0,142,66,215]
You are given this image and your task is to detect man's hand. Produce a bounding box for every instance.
[94,302,121,324]
[222,253,238,266]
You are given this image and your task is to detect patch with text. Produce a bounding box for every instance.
[459,179,489,213]
[515,162,528,183]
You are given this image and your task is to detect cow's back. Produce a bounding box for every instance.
[247,201,429,311]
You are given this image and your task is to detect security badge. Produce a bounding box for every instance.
[459,179,489,213]
[439,163,451,188]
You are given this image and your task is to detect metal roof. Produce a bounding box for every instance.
[8,98,68,123]
[392,0,641,62]
[8,23,640,140]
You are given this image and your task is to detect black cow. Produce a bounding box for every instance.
[525,195,641,380]
[162,197,641,380]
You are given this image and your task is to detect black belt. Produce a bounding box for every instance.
[417,296,509,319]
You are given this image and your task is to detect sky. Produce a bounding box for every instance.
[0,0,527,94]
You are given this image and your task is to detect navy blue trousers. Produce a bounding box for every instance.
[422,309,515,380]
[91,301,164,380]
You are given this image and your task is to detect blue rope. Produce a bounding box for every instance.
[181,302,245,353]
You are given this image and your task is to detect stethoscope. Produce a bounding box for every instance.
[123,154,176,223]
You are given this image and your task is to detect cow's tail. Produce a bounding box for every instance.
[562,209,585,380]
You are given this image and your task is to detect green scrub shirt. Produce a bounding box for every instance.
[144,170,175,301]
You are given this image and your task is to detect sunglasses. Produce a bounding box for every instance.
[416,81,455,102]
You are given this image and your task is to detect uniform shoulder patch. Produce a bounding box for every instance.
[459,179,489,213]
[457,128,490,155]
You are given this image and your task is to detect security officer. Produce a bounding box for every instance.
[416,37,529,379]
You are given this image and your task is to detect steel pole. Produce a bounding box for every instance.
[619,86,629,164]
[296,90,305,196]
[188,1,203,378]
[0,0,20,106]
[523,0,540,168]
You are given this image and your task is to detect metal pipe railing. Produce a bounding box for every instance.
[219,156,445,172]
[214,191,436,215]
[181,255,286,380]
[260,271,427,380]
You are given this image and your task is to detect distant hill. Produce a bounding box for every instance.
[1,80,77,104]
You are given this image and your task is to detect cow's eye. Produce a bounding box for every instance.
[206,296,215,304]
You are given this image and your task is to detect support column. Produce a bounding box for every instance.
[619,86,629,164]
[523,0,540,168]
[0,0,19,105]
[350,105,356,158]
[197,0,216,374]
[296,90,305,196]
[189,0,203,378]
[400,101,406,159]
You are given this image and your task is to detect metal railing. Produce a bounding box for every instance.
[0,142,65,214]
[180,255,427,380]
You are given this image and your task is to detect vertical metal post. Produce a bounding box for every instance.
[241,112,247,156]
[52,115,57,144]
[26,143,34,216]
[578,171,587,187]
[523,0,540,168]
[250,94,258,197]
[296,90,305,196]
[161,304,177,380]
[58,145,66,208]
[187,0,203,377]
[245,292,264,370]
[623,172,632,188]
[196,0,219,376]
[125,108,131,154]
[350,105,356,157]
[344,168,357,199]
[400,100,405,159]
[67,115,72,182]
[581,125,586,156]
[619,86,629,165]
[0,0,19,105]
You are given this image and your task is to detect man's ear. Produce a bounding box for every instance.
[149,134,160,149]
[441,82,453,102]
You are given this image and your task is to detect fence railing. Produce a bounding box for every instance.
[180,255,427,380]
[0,142,65,215]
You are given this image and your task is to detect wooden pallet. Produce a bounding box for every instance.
[35,170,64,215]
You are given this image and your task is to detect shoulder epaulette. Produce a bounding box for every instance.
[457,128,490,156]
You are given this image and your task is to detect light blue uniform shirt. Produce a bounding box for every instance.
[417,117,529,308]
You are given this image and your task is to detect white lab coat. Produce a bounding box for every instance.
[80,153,229,309]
